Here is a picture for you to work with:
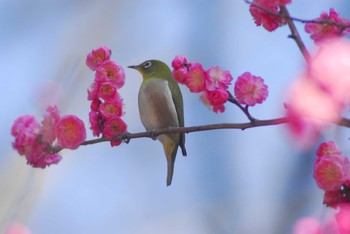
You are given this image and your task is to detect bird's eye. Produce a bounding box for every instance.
[143,61,152,69]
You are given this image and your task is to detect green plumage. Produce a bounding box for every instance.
[128,60,187,186]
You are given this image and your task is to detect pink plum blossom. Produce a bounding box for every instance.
[305,9,350,44]
[313,142,350,206]
[100,101,123,119]
[206,66,232,91]
[11,115,62,168]
[86,46,111,71]
[95,61,125,89]
[234,72,268,106]
[103,116,127,146]
[316,141,342,157]
[200,89,228,113]
[186,63,206,93]
[89,111,102,137]
[40,105,60,144]
[172,66,188,85]
[90,98,101,112]
[56,115,86,150]
[171,55,191,85]
[11,115,41,156]
[249,0,287,32]
[171,55,189,70]
[314,156,349,191]
[99,82,117,100]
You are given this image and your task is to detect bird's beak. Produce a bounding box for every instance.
[128,65,139,70]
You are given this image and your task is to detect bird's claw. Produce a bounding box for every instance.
[122,132,130,144]
[150,129,158,140]
[122,138,130,144]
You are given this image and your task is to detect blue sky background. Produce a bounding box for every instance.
[1,1,349,233]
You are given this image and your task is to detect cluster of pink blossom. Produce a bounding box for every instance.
[172,56,268,112]
[86,46,127,146]
[286,39,350,146]
[11,106,86,168]
[305,8,350,44]
[171,56,232,113]
[313,141,350,208]
[249,0,291,32]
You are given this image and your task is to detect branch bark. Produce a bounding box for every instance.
[279,5,311,63]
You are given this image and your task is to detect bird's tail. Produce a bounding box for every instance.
[166,158,175,186]
[163,140,178,186]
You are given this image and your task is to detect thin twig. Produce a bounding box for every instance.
[227,92,256,122]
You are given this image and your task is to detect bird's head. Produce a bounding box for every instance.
[128,60,171,80]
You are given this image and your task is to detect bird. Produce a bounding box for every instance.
[128,60,187,186]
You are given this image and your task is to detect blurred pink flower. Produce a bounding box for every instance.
[286,75,343,146]
[5,223,31,234]
[335,204,350,233]
[292,217,322,234]
[310,39,350,105]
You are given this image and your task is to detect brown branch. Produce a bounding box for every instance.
[279,5,311,63]
[50,116,350,153]
[78,118,288,149]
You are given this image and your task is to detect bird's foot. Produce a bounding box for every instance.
[122,132,130,144]
[149,129,158,140]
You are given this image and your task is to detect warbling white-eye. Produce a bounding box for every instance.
[128,60,187,186]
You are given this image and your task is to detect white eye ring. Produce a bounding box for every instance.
[143,61,152,69]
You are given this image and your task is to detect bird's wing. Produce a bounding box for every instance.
[168,78,187,156]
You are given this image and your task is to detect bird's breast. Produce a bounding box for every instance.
[138,79,179,131]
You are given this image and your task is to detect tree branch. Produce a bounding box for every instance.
[279,5,311,63]
[81,117,288,146]
[50,116,350,154]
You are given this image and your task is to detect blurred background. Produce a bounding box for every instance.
[1,0,350,233]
